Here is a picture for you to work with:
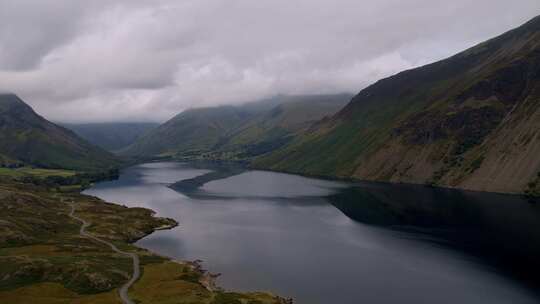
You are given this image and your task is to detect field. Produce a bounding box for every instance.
[0,167,75,178]
[0,180,286,303]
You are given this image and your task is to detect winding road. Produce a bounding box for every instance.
[67,202,140,304]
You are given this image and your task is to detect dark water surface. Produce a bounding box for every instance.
[85,162,540,304]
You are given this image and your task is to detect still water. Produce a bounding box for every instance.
[85,162,540,304]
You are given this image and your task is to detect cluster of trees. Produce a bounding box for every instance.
[22,169,120,190]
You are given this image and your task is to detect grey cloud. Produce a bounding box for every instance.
[0,0,538,122]
[0,1,109,70]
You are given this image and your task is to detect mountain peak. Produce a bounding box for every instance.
[0,93,34,114]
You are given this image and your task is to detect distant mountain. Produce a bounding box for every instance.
[122,94,352,160]
[255,16,540,195]
[0,94,120,171]
[62,122,158,151]
[122,105,251,158]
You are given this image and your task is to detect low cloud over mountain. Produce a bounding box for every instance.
[0,0,538,122]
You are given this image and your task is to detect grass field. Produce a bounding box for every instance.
[130,261,283,304]
[0,167,75,178]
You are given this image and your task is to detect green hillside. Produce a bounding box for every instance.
[0,94,120,171]
[122,94,352,160]
[255,16,540,195]
[122,105,252,158]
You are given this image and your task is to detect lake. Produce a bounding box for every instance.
[85,162,540,304]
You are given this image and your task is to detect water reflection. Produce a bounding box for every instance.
[329,183,540,289]
[86,162,540,304]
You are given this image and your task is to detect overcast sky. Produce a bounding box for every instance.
[0,0,539,123]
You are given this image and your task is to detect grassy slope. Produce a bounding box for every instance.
[0,180,285,304]
[255,16,540,194]
[219,94,351,158]
[122,106,251,157]
[0,94,120,171]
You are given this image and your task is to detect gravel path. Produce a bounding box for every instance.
[67,202,140,304]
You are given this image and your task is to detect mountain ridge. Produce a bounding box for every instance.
[254,15,540,195]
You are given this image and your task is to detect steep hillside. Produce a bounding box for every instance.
[62,122,158,151]
[0,94,120,171]
[255,16,540,195]
[122,94,352,160]
[219,94,351,158]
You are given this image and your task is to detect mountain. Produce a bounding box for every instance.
[122,105,252,158]
[62,122,158,151]
[254,16,540,195]
[122,94,352,160]
[0,94,120,171]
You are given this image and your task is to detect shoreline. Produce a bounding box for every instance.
[132,157,538,199]
[86,161,539,304]
[87,184,293,303]
[249,165,540,200]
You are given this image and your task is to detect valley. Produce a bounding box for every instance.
[61,123,159,152]
[0,95,288,303]
[1,8,540,304]
[119,16,540,195]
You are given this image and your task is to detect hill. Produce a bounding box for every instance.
[62,122,158,151]
[255,16,540,195]
[0,94,120,171]
[122,94,352,160]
